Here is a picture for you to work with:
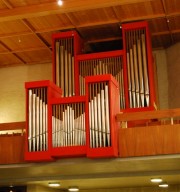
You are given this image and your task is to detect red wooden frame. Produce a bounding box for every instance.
[52,30,84,96]
[49,96,87,158]
[85,75,120,158]
[77,50,123,60]
[25,80,62,162]
[122,21,156,111]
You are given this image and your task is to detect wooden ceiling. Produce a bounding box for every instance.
[0,0,179,67]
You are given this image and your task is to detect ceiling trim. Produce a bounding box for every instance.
[0,0,153,22]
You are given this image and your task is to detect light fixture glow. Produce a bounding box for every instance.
[159,183,168,188]
[68,187,79,192]
[150,178,163,183]
[48,182,60,187]
[57,0,63,6]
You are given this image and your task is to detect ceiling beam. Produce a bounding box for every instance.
[0,28,179,53]
[161,0,174,44]
[0,46,50,54]
[1,0,13,9]
[0,0,153,22]
[0,13,179,40]
[21,19,52,52]
[0,41,26,64]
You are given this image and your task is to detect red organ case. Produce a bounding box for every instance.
[122,21,156,111]
[52,30,83,97]
[24,21,157,161]
[85,75,120,158]
[25,80,62,161]
[49,96,87,158]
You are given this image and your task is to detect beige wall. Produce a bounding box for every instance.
[0,63,52,123]
[166,42,180,109]
[153,49,169,109]
[153,42,180,110]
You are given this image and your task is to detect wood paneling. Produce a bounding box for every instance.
[114,0,164,21]
[116,108,180,122]
[0,0,179,67]
[164,0,180,14]
[0,134,25,164]
[0,121,25,164]
[0,20,30,37]
[0,34,47,51]
[66,7,117,27]
[40,31,59,45]
[0,53,24,66]
[119,124,180,157]
[148,18,168,34]
[16,49,52,64]
[26,14,74,32]
[0,121,25,131]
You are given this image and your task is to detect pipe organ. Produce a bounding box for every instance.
[85,75,120,158]
[50,96,87,157]
[52,31,83,97]
[122,21,156,110]
[88,82,111,149]
[77,51,125,109]
[28,87,48,152]
[25,81,62,161]
[25,21,156,161]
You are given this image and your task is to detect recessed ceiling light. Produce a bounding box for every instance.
[159,183,168,188]
[150,178,163,183]
[68,187,79,192]
[57,0,63,6]
[48,182,60,187]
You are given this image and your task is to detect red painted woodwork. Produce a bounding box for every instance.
[52,30,84,96]
[25,80,62,162]
[77,50,123,60]
[23,21,158,161]
[85,75,120,158]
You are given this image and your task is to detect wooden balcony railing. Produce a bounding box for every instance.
[1,108,180,164]
[0,122,25,164]
[116,108,180,157]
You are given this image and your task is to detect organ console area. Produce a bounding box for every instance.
[25,21,157,161]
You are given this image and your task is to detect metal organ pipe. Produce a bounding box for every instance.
[52,102,86,147]
[55,38,74,97]
[125,29,150,108]
[79,56,125,109]
[88,82,111,148]
[28,87,48,152]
